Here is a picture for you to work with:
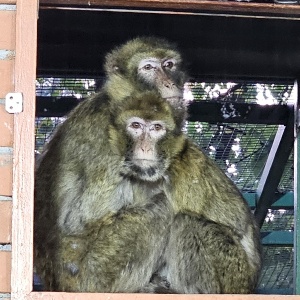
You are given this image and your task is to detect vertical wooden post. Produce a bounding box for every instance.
[11,0,38,299]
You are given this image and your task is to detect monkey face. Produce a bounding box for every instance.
[137,57,183,99]
[118,116,169,182]
[108,92,185,182]
[104,37,188,102]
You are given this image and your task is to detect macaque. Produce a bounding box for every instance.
[35,92,182,291]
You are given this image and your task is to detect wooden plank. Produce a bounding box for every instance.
[39,0,300,17]
[0,201,12,243]
[0,103,14,147]
[11,0,38,299]
[0,1,16,4]
[0,9,16,50]
[0,60,15,97]
[0,251,11,293]
[26,293,300,300]
[0,148,13,196]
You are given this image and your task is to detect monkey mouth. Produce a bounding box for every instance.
[160,88,183,99]
[132,159,158,168]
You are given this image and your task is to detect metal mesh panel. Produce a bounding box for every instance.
[259,246,293,293]
[186,122,278,191]
[35,77,295,294]
[185,82,294,105]
[35,117,65,153]
[279,152,294,192]
[36,77,100,98]
[262,209,294,232]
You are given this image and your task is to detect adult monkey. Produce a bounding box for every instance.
[35,92,261,293]
[34,92,182,292]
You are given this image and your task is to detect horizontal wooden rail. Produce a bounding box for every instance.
[39,0,300,18]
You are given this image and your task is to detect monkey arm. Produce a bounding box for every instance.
[166,140,261,294]
[164,213,259,294]
[170,141,258,233]
[55,192,173,293]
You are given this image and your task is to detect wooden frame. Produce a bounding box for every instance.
[39,0,300,18]
[10,0,300,299]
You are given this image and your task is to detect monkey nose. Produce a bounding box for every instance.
[141,147,150,153]
[164,82,176,89]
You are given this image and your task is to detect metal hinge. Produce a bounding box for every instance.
[5,93,23,113]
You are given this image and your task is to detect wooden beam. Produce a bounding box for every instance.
[11,0,38,299]
[39,0,300,18]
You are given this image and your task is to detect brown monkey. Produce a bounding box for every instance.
[35,90,261,293]
[34,92,184,292]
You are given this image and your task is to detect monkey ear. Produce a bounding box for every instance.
[104,52,120,75]
[113,66,119,72]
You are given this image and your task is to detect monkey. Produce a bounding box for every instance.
[34,91,183,292]
[35,90,261,293]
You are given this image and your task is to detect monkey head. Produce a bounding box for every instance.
[104,37,188,102]
[108,92,186,182]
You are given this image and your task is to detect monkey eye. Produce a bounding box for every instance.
[143,64,154,70]
[153,124,163,131]
[130,122,142,129]
[163,60,174,69]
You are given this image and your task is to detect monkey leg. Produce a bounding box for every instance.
[55,193,172,293]
[163,213,257,294]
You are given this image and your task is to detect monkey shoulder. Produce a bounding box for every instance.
[169,139,252,221]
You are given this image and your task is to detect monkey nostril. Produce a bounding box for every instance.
[164,82,176,89]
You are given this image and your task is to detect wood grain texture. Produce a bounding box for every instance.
[0,104,14,147]
[11,0,37,299]
[39,0,300,16]
[0,10,16,50]
[26,293,300,300]
[0,201,12,243]
[0,150,13,196]
[0,251,11,293]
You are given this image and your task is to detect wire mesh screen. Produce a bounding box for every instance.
[186,122,278,191]
[36,77,98,98]
[185,82,294,104]
[262,209,294,232]
[35,77,295,294]
[279,152,294,192]
[259,246,293,293]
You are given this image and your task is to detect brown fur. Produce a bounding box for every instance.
[34,37,261,294]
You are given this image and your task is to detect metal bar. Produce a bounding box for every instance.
[244,192,294,209]
[254,109,294,227]
[188,102,293,125]
[294,80,300,295]
[36,97,293,125]
[260,231,293,245]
